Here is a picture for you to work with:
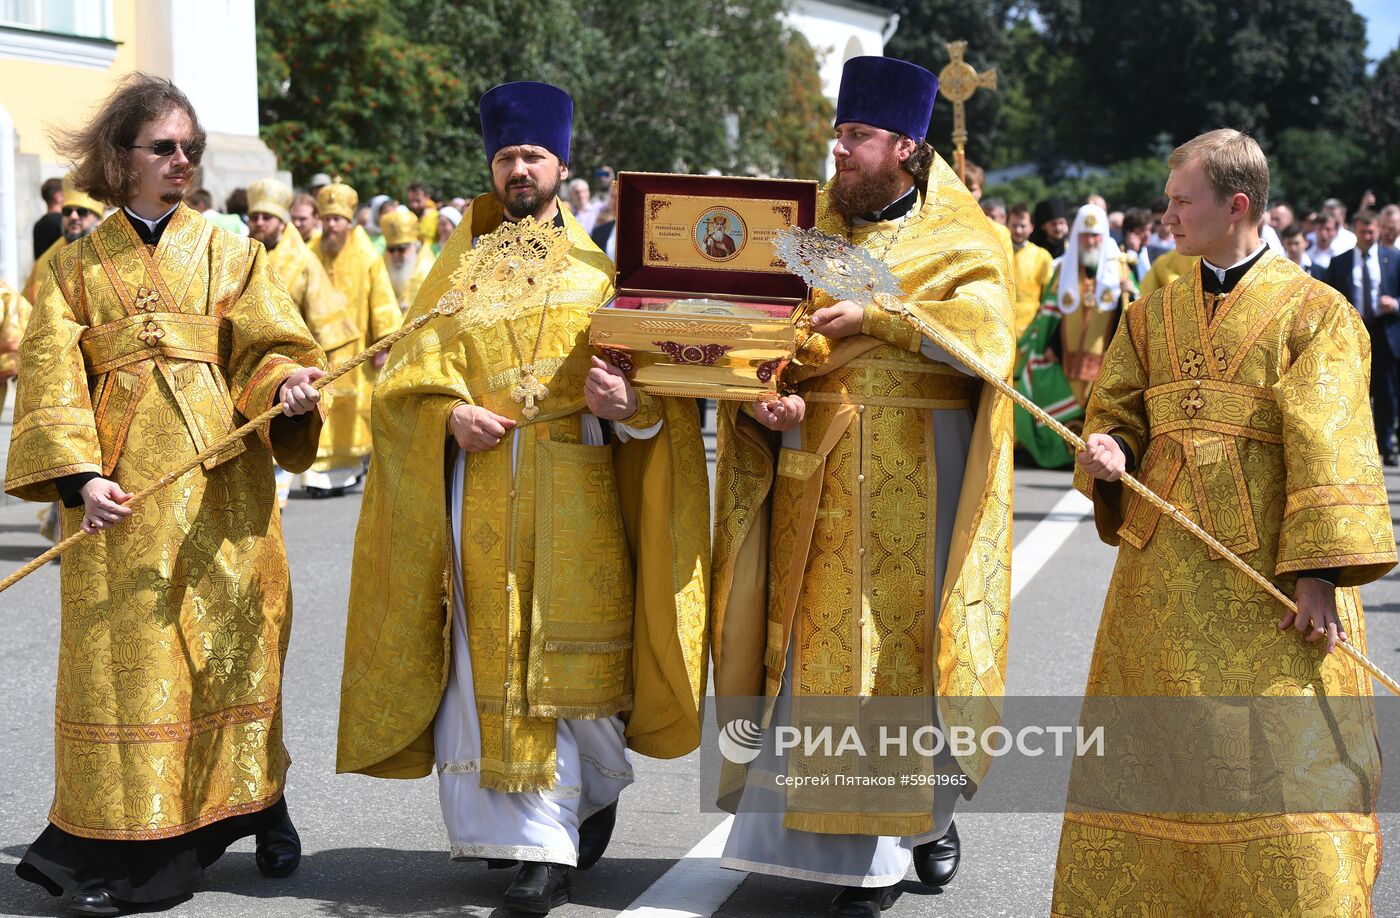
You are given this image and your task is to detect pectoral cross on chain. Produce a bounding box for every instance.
[939,40,998,185]
[510,369,549,420]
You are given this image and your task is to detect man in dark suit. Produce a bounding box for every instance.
[1325,211,1400,464]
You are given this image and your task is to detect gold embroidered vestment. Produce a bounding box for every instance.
[1051,253,1396,916]
[337,196,710,792]
[711,155,1017,836]
[310,225,402,470]
[4,205,327,840]
[0,277,31,409]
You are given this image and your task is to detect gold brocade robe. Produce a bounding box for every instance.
[1052,253,1396,916]
[1012,240,1054,337]
[1140,247,1197,297]
[711,155,1017,836]
[385,243,436,312]
[24,235,66,303]
[310,225,402,470]
[0,277,32,409]
[337,196,710,793]
[265,222,361,366]
[4,205,327,840]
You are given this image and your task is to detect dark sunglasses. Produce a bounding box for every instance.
[125,139,204,159]
[61,206,94,219]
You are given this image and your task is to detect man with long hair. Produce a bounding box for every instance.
[5,73,327,916]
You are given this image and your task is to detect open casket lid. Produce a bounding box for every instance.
[614,171,817,303]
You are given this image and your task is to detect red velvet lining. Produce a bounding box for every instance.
[615,172,816,302]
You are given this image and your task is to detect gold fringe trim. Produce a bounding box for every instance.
[542,638,633,653]
[478,772,558,794]
[526,695,633,720]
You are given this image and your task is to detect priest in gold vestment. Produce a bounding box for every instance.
[337,81,709,917]
[0,277,32,410]
[379,207,436,311]
[1058,130,1396,917]
[23,173,103,303]
[5,75,327,916]
[307,177,402,495]
[711,57,1016,918]
[247,177,361,506]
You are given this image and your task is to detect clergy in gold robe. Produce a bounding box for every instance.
[1008,202,1055,337]
[711,57,1015,915]
[337,81,708,916]
[248,177,362,505]
[1057,130,1395,917]
[379,208,436,311]
[23,174,103,303]
[1044,203,1138,408]
[306,178,402,494]
[5,75,327,913]
[0,277,32,410]
[1139,245,1197,296]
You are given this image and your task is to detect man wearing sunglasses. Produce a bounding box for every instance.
[5,73,328,917]
[22,174,103,303]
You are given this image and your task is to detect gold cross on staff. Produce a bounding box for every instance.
[938,40,997,184]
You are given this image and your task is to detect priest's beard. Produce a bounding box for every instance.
[160,190,184,205]
[828,149,908,222]
[320,230,347,258]
[63,224,95,243]
[387,257,415,298]
[498,173,562,220]
[1080,246,1101,274]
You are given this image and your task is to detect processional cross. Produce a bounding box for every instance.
[938,40,997,185]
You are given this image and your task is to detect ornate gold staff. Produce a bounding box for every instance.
[0,216,573,595]
[774,226,1400,696]
[938,40,997,186]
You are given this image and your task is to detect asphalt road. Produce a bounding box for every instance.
[2,409,1400,917]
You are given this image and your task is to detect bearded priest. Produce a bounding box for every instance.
[711,56,1016,918]
[336,81,709,917]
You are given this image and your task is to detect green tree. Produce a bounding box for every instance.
[577,0,789,176]
[883,0,1041,169]
[759,31,836,179]
[1367,41,1400,205]
[1033,0,1369,165]
[257,0,804,197]
[392,0,605,197]
[255,0,459,192]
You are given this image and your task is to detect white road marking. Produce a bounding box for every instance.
[616,815,736,917]
[1010,487,1094,601]
[618,484,1091,916]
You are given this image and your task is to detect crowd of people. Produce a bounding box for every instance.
[964,169,1400,470]
[0,59,1396,918]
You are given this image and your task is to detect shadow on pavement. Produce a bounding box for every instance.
[196,848,676,916]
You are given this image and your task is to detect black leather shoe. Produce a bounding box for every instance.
[502,862,571,915]
[575,801,617,869]
[828,884,898,917]
[255,812,302,879]
[486,857,520,869]
[69,890,123,916]
[913,820,960,888]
